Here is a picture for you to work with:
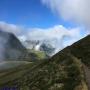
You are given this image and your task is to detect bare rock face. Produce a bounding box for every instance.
[0,30,27,61]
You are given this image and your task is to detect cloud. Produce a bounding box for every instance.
[41,0,90,30]
[0,21,85,53]
[0,21,22,36]
[19,25,83,52]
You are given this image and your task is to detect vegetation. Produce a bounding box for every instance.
[0,35,90,90]
[27,49,48,60]
[0,54,87,90]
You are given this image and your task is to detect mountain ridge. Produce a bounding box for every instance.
[0,30,27,60]
[0,34,90,90]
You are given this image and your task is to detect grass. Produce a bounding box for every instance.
[0,61,34,85]
[28,49,47,60]
[32,50,47,60]
[0,54,86,90]
[0,35,89,90]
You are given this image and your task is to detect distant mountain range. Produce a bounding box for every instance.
[23,40,55,56]
[0,30,48,61]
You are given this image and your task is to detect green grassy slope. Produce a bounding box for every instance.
[0,61,34,85]
[0,35,90,90]
[27,49,48,60]
[0,54,87,90]
[58,35,90,67]
[70,35,90,67]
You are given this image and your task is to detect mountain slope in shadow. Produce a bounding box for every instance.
[0,35,90,90]
[0,30,27,60]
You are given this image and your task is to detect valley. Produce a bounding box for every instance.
[0,31,89,90]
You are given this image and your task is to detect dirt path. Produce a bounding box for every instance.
[83,65,90,90]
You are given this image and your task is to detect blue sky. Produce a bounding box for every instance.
[0,0,77,28]
[0,0,89,53]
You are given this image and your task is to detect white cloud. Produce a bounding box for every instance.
[0,21,22,36]
[20,25,83,52]
[41,0,90,30]
[0,21,85,53]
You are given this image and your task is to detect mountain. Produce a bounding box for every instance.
[0,30,28,61]
[68,35,90,67]
[27,49,49,60]
[0,30,48,61]
[23,40,55,56]
[23,40,40,49]
[40,42,55,56]
[0,35,90,90]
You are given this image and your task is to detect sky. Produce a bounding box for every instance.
[0,0,89,53]
[0,0,77,28]
[0,0,59,28]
